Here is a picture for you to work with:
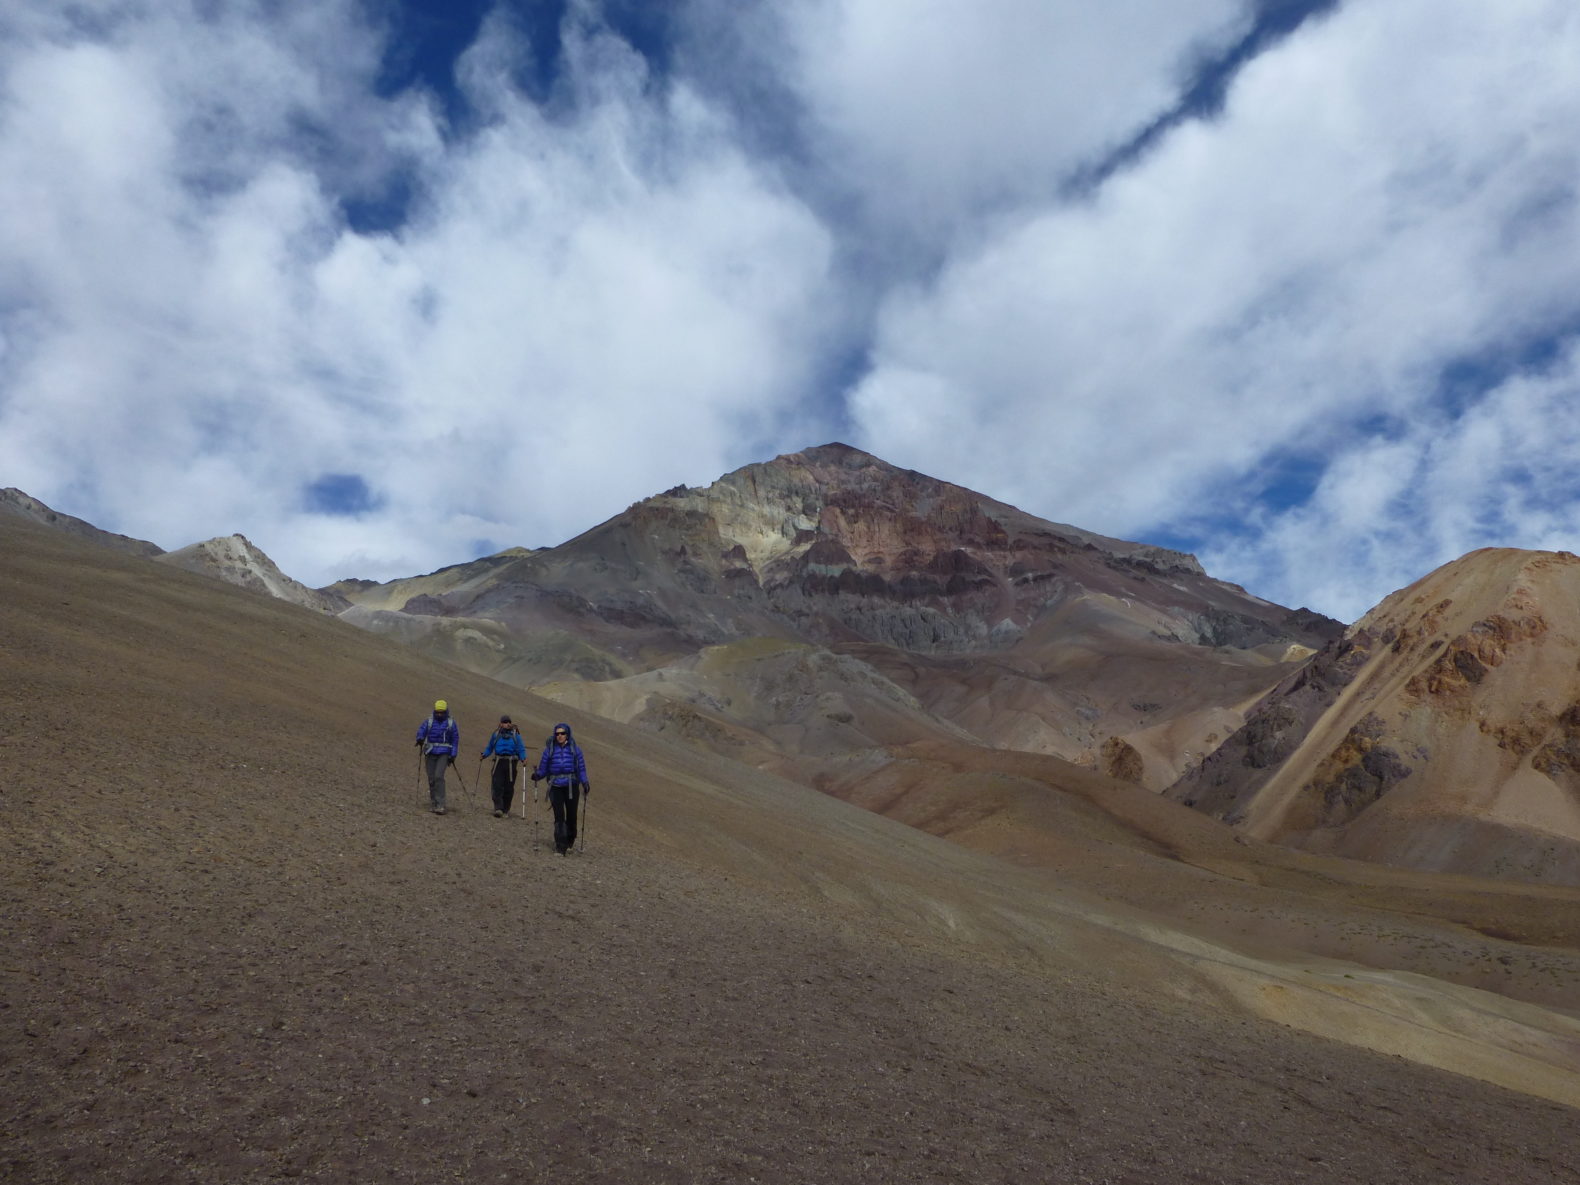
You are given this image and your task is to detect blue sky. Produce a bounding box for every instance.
[2,0,1579,622]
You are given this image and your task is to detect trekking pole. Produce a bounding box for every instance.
[578,787,588,853]
[415,751,426,806]
[445,758,464,811]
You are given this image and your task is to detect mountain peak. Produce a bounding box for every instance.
[431,444,1334,667]
[755,441,933,486]
[156,534,348,615]
[789,440,871,461]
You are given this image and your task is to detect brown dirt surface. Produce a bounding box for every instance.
[3,517,1580,1184]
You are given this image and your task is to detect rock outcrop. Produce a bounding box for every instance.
[1170,549,1580,885]
[156,535,349,615]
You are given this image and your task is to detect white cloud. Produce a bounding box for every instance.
[847,0,1580,616]
[1202,339,1580,620]
[5,0,1578,623]
[0,1,835,583]
[700,0,1255,264]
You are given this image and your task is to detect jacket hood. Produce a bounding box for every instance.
[551,722,576,743]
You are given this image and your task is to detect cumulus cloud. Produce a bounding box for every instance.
[684,0,1255,270]
[846,0,1580,617]
[4,0,1576,622]
[1203,340,1580,620]
[0,0,835,583]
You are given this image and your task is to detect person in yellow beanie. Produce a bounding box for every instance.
[414,700,459,814]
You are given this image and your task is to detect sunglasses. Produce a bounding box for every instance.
[554,730,568,737]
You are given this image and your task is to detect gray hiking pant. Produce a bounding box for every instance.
[425,753,451,809]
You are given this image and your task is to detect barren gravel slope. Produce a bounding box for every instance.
[3,518,1578,1184]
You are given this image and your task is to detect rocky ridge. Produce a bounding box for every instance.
[0,486,163,558]
[1170,548,1580,884]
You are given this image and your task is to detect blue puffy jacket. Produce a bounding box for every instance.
[481,728,528,761]
[416,713,459,756]
[533,722,589,789]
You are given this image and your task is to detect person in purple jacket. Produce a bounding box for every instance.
[414,700,459,815]
[531,721,590,854]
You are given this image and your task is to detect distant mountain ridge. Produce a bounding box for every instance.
[331,444,1339,789]
[65,450,1580,887]
[5,450,1340,794]
[338,443,1336,658]
[1,487,163,558]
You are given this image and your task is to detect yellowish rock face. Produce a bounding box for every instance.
[1176,548,1580,884]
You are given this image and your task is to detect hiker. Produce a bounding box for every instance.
[414,699,459,815]
[480,715,528,817]
[531,721,590,854]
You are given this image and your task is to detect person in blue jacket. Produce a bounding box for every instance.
[414,699,459,815]
[531,721,590,854]
[480,715,529,817]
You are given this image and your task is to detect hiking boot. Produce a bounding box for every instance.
[493,809,503,818]
[435,807,446,815]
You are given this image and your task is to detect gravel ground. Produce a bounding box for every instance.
[3,516,1578,1183]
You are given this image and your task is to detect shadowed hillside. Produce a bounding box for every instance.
[4,516,1580,1183]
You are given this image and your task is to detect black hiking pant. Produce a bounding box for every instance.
[547,782,581,851]
[490,758,519,813]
